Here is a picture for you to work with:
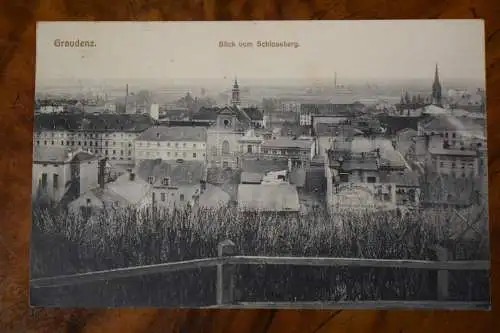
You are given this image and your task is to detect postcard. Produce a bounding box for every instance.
[30,20,490,309]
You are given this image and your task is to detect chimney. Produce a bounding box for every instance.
[129,172,135,181]
[98,158,106,189]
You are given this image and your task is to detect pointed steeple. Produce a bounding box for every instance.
[432,63,442,106]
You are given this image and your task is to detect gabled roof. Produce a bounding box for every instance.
[34,113,154,132]
[242,107,263,121]
[136,159,206,186]
[240,158,288,174]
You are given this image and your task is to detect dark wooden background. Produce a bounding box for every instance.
[1,0,499,332]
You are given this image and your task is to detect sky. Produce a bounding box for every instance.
[36,20,486,84]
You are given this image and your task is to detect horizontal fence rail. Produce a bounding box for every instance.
[30,240,491,309]
[31,257,223,288]
[226,256,489,270]
[203,301,491,310]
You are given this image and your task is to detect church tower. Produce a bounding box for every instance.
[231,78,241,106]
[432,63,442,106]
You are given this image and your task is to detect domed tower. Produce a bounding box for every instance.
[231,77,241,106]
[432,63,442,106]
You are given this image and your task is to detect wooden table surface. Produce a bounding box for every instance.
[1,0,499,332]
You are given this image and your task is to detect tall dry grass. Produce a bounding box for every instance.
[30,201,490,307]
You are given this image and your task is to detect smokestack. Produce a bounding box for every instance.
[125,84,129,113]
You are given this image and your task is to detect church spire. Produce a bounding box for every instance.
[231,77,241,106]
[432,63,442,106]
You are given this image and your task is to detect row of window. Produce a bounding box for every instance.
[35,140,132,148]
[157,192,184,202]
[138,151,204,159]
[137,141,205,148]
[37,132,136,139]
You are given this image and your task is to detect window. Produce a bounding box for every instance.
[193,153,197,158]
[339,173,349,182]
[222,140,230,155]
[452,133,456,138]
[193,144,197,148]
[161,192,166,201]
[367,176,376,183]
[148,176,155,184]
[247,145,253,153]
[41,173,48,189]
[53,174,59,189]
[113,150,116,155]
[211,146,217,156]
[60,140,64,145]
[175,143,179,148]
[162,177,169,186]
[183,143,186,147]
[44,140,47,145]
[180,194,185,201]
[440,162,444,167]
[222,161,229,168]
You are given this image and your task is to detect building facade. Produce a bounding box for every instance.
[33,114,154,165]
[32,146,101,203]
[134,126,207,164]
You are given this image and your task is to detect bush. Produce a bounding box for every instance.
[30,202,490,307]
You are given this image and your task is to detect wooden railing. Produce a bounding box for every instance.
[30,240,490,309]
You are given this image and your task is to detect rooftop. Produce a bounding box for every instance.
[34,113,155,133]
[136,159,206,186]
[240,158,289,174]
[197,183,231,209]
[330,137,406,168]
[33,146,98,163]
[341,160,378,171]
[262,138,313,150]
[107,173,152,206]
[315,124,364,137]
[242,107,264,121]
[240,172,264,184]
[420,114,485,134]
[237,183,300,212]
[136,126,207,142]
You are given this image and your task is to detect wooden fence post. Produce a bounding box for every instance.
[216,239,236,305]
[436,245,449,301]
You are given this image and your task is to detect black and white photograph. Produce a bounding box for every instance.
[30,21,490,309]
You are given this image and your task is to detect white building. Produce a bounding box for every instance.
[38,105,64,114]
[237,183,300,213]
[150,103,160,121]
[135,159,207,211]
[32,146,102,203]
[134,126,208,164]
[33,114,154,165]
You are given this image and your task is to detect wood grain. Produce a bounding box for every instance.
[1,0,499,332]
